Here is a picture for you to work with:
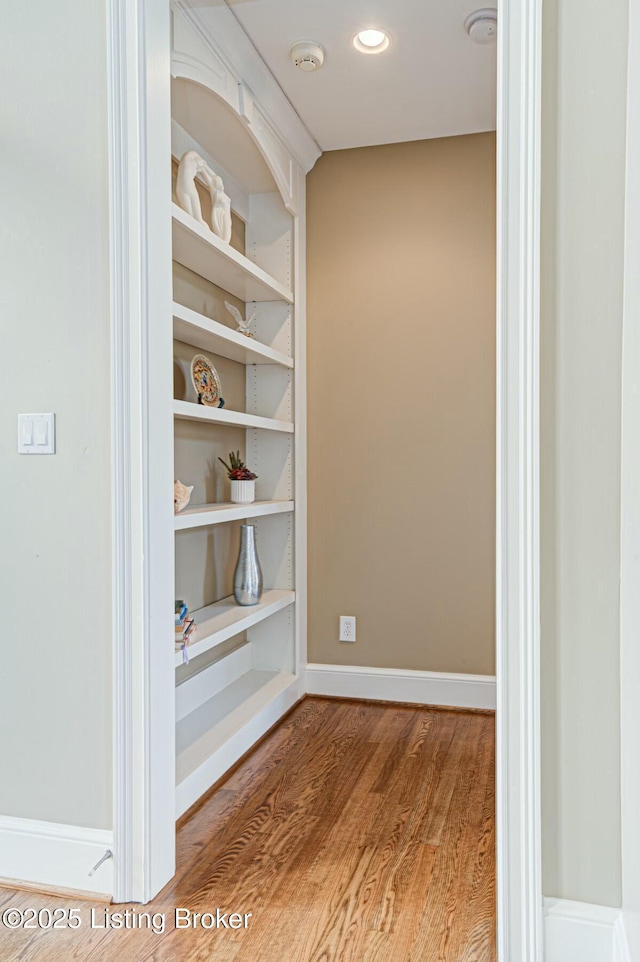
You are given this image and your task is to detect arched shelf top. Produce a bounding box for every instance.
[171,74,297,215]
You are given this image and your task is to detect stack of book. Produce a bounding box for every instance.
[175,600,196,664]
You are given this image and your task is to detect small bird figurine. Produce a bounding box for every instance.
[225,301,256,338]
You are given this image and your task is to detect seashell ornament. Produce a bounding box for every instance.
[174,480,194,514]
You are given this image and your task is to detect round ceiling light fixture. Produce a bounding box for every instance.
[464,8,497,44]
[352,28,391,54]
[290,40,326,72]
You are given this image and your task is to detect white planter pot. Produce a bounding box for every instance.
[230,479,256,504]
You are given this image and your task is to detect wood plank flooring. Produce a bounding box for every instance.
[0,697,496,961]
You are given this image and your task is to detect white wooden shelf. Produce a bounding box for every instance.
[175,669,299,816]
[175,500,294,530]
[172,204,294,304]
[173,399,294,433]
[174,589,295,667]
[176,669,297,786]
[173,302,293,369]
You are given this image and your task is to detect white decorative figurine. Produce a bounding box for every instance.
[225,300,256,338]
[175,150,232,243]
[175,151,211,228]
[205,171,232,244]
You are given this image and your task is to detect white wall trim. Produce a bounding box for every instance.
[0,817,113,897]
[107,0,175,903]
[170,2,306,214]
[544,898,630,962]
[620,0,640,954]
[305,664,496,710]
[107,0,137,907]
[172,0,320,174]
[616,913,633,962]
[496,0,543,957]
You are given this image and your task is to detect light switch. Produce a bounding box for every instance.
[18,414,55,455]
[21,418,34,447]
[35,420,48,445]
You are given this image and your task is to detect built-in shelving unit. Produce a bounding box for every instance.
[169,2,307,821]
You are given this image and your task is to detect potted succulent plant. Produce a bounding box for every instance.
[219,451,258,504]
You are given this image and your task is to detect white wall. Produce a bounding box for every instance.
[0,1,112,828]
[541,0,628,907]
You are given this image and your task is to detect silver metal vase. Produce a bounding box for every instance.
[233,524,263,606]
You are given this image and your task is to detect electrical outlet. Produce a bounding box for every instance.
[339,616,356,642]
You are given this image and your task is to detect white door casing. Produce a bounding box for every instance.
[107,0,175,902]
[495,0,543,957]
[108,6,544,962]
[620,0,640,953]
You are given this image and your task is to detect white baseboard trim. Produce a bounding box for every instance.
[616,912,633,962]
[544,897,631,962]
[0,816,113,896]
[305,663,496,710]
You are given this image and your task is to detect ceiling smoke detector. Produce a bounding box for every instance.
[290,41,325,72]
[464,9,497,44]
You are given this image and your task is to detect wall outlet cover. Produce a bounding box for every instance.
[339,616,356,642]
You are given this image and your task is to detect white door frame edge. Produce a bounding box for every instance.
[620,0,640,952]
[496,0,543,958]
[107,0,175,902]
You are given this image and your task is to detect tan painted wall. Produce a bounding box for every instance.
[0,1,111,827]
[540,0,628,907]
[306,134,496,674]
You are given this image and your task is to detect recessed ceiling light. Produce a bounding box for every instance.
[353,28,391,54]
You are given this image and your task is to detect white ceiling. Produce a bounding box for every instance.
[225,0,497,152]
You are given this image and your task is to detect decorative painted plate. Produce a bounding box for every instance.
[190,353,222,407]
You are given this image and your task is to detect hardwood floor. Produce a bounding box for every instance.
[0,698,496,961]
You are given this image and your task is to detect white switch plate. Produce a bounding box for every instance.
[18,413,55,454]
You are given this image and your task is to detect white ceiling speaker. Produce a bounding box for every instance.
[464,9,498,44]
[290,41,326,72]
